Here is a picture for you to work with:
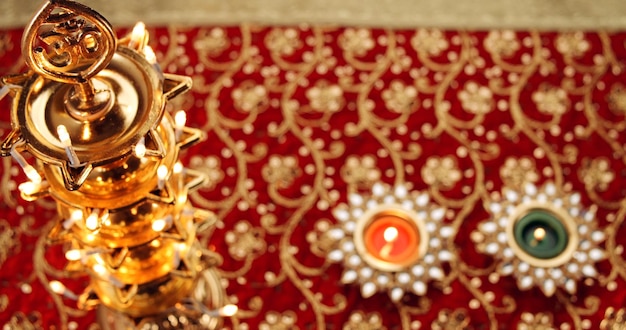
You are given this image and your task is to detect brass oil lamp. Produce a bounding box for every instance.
[0,0,235,328]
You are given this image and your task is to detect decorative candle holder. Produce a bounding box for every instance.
[0,0,235,327]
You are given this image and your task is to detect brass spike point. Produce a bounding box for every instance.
[143,128,166,158]
[0,129,23,157]
[162,73,192,101]
[115,284,138,306]
[47,221,74,245]
[77,286,101,311]
[106,247,130,270]
[60,162,94,191]
[193,209,218,234]
[183,168,208,193]
[176,126,205,150]
[169,214,189,240]
[147,182,176,205]
[1,72,30,89]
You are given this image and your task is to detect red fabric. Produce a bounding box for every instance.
[1,26,626,329]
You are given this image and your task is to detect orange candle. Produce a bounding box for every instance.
[363,214,420,265]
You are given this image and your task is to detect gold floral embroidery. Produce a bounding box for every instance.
[232,81,269,113]
[601,307,626,330]
[2,312,43,330]
[266,28,303,56]
[484,30,520,57]
[0,34,12,58]
[225,220,266,260]
[340,155,381,190]
[343,311,386,330]
[411,29,449,56]
[458,82,493,115]
[555,32,590,57]
[607,83,626,115]
[193,27,229,56]
[579,158,615,191]
[517,312,555,330]
[532,84,570,115]
[259,311,298,330]
[431,309,470,330]
[421,156,462,189]
[499,157,539,187]
[189,155,225,190]
[262,155,301,188]
[0,220,19,268]
[340,28,375,56]
[381,80,417,113]
[305,81,344,113]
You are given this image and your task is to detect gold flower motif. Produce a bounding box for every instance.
[189,155,224,190]
[0,220,19,267]
[340,28,375,56]
[421,156,462,190]
[458,82,493,115]
[607,83,626,115]
[484,30,520,57]
[193,28,229,56]
[266,28,302,56]
[532,84,570,115]
[517,312,555,330]
[431,309,470,330]
[259,311,299,330]
[232,81,269,113]
[343,311,386,330]
[225,220,266,260]
[381,80,417,113]
[262,155,301,188]
[555,32,590,58]
[306,81,344,112]
[499,157,539,188]
[579,157,615,192]
[601,307,626,330]
[411,29,449,56]
[340,155,381,189]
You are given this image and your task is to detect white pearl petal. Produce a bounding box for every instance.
[501,263,514,275]
[342,241,355,252]
[570,193,581,204]
[534,268,545,278]
[589,249,604,261]
[361,282,377,298]
[481,222,498,233]
[485,243,499,254]
[438,250,453,261]
[333,209,350,221]
[545,183,557,196]
[394,185,408,198]
[372,183,386,197]
[489,203,502,214]
[542,279,556,297]
[412,281,427,295]
[582,265,597,277]
[377,274,390,286]
[397,272,411,284]
[390,287,404,302]
[412,265,425,276]
[341,270,358,283]
[505,190,519,202]
[524,183,538,196]
[348,254,361,266]
[383,195,396,205]
[344,221,356,233]
[431,208,445,221]
[591,231,605,242]
[402,200,414,211]
[429,267,444,280]
[519,276,533,290]
[328,250,343,261]
[503,248,514,258]
[328,229,345,240]
[349,194,364,206]
[360,267,373,278]
[416,193,429,207]
[518,262,530,273]
[440,226,455,238]
[565,279,577,294]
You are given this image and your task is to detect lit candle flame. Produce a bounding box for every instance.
[10,147,42,184]
[57,125,80,167]
[85,209,100,231]
[530,227,547,247]
[380,226,399,258]
[63,210,84,229]
[219,304,238,317]
[128,21,147,51]
[134,137,146,158]
[174,110,186,141]
[65,249,83,261]
[49,280,78,300]
[151,215,172,232]
[157,164,168,190]
[18,181,40,196]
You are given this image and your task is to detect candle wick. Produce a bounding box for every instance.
[380,226,399,258]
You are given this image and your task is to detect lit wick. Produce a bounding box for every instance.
[57,125,81,167]
[62,210,84,229]
[157,164,168,190]
[10,147,42,184]
[49,281,78,300]
[530,227,546,247]
[85,209,101,231]
[128,21,147,51]
[134,137,146,158]
[174,110,187,141]
[379,226,399,258]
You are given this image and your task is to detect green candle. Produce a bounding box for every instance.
[513,210,568,259]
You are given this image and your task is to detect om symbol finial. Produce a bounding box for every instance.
[22,0,116,84]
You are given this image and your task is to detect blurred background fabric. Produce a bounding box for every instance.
[1,1,626,329]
